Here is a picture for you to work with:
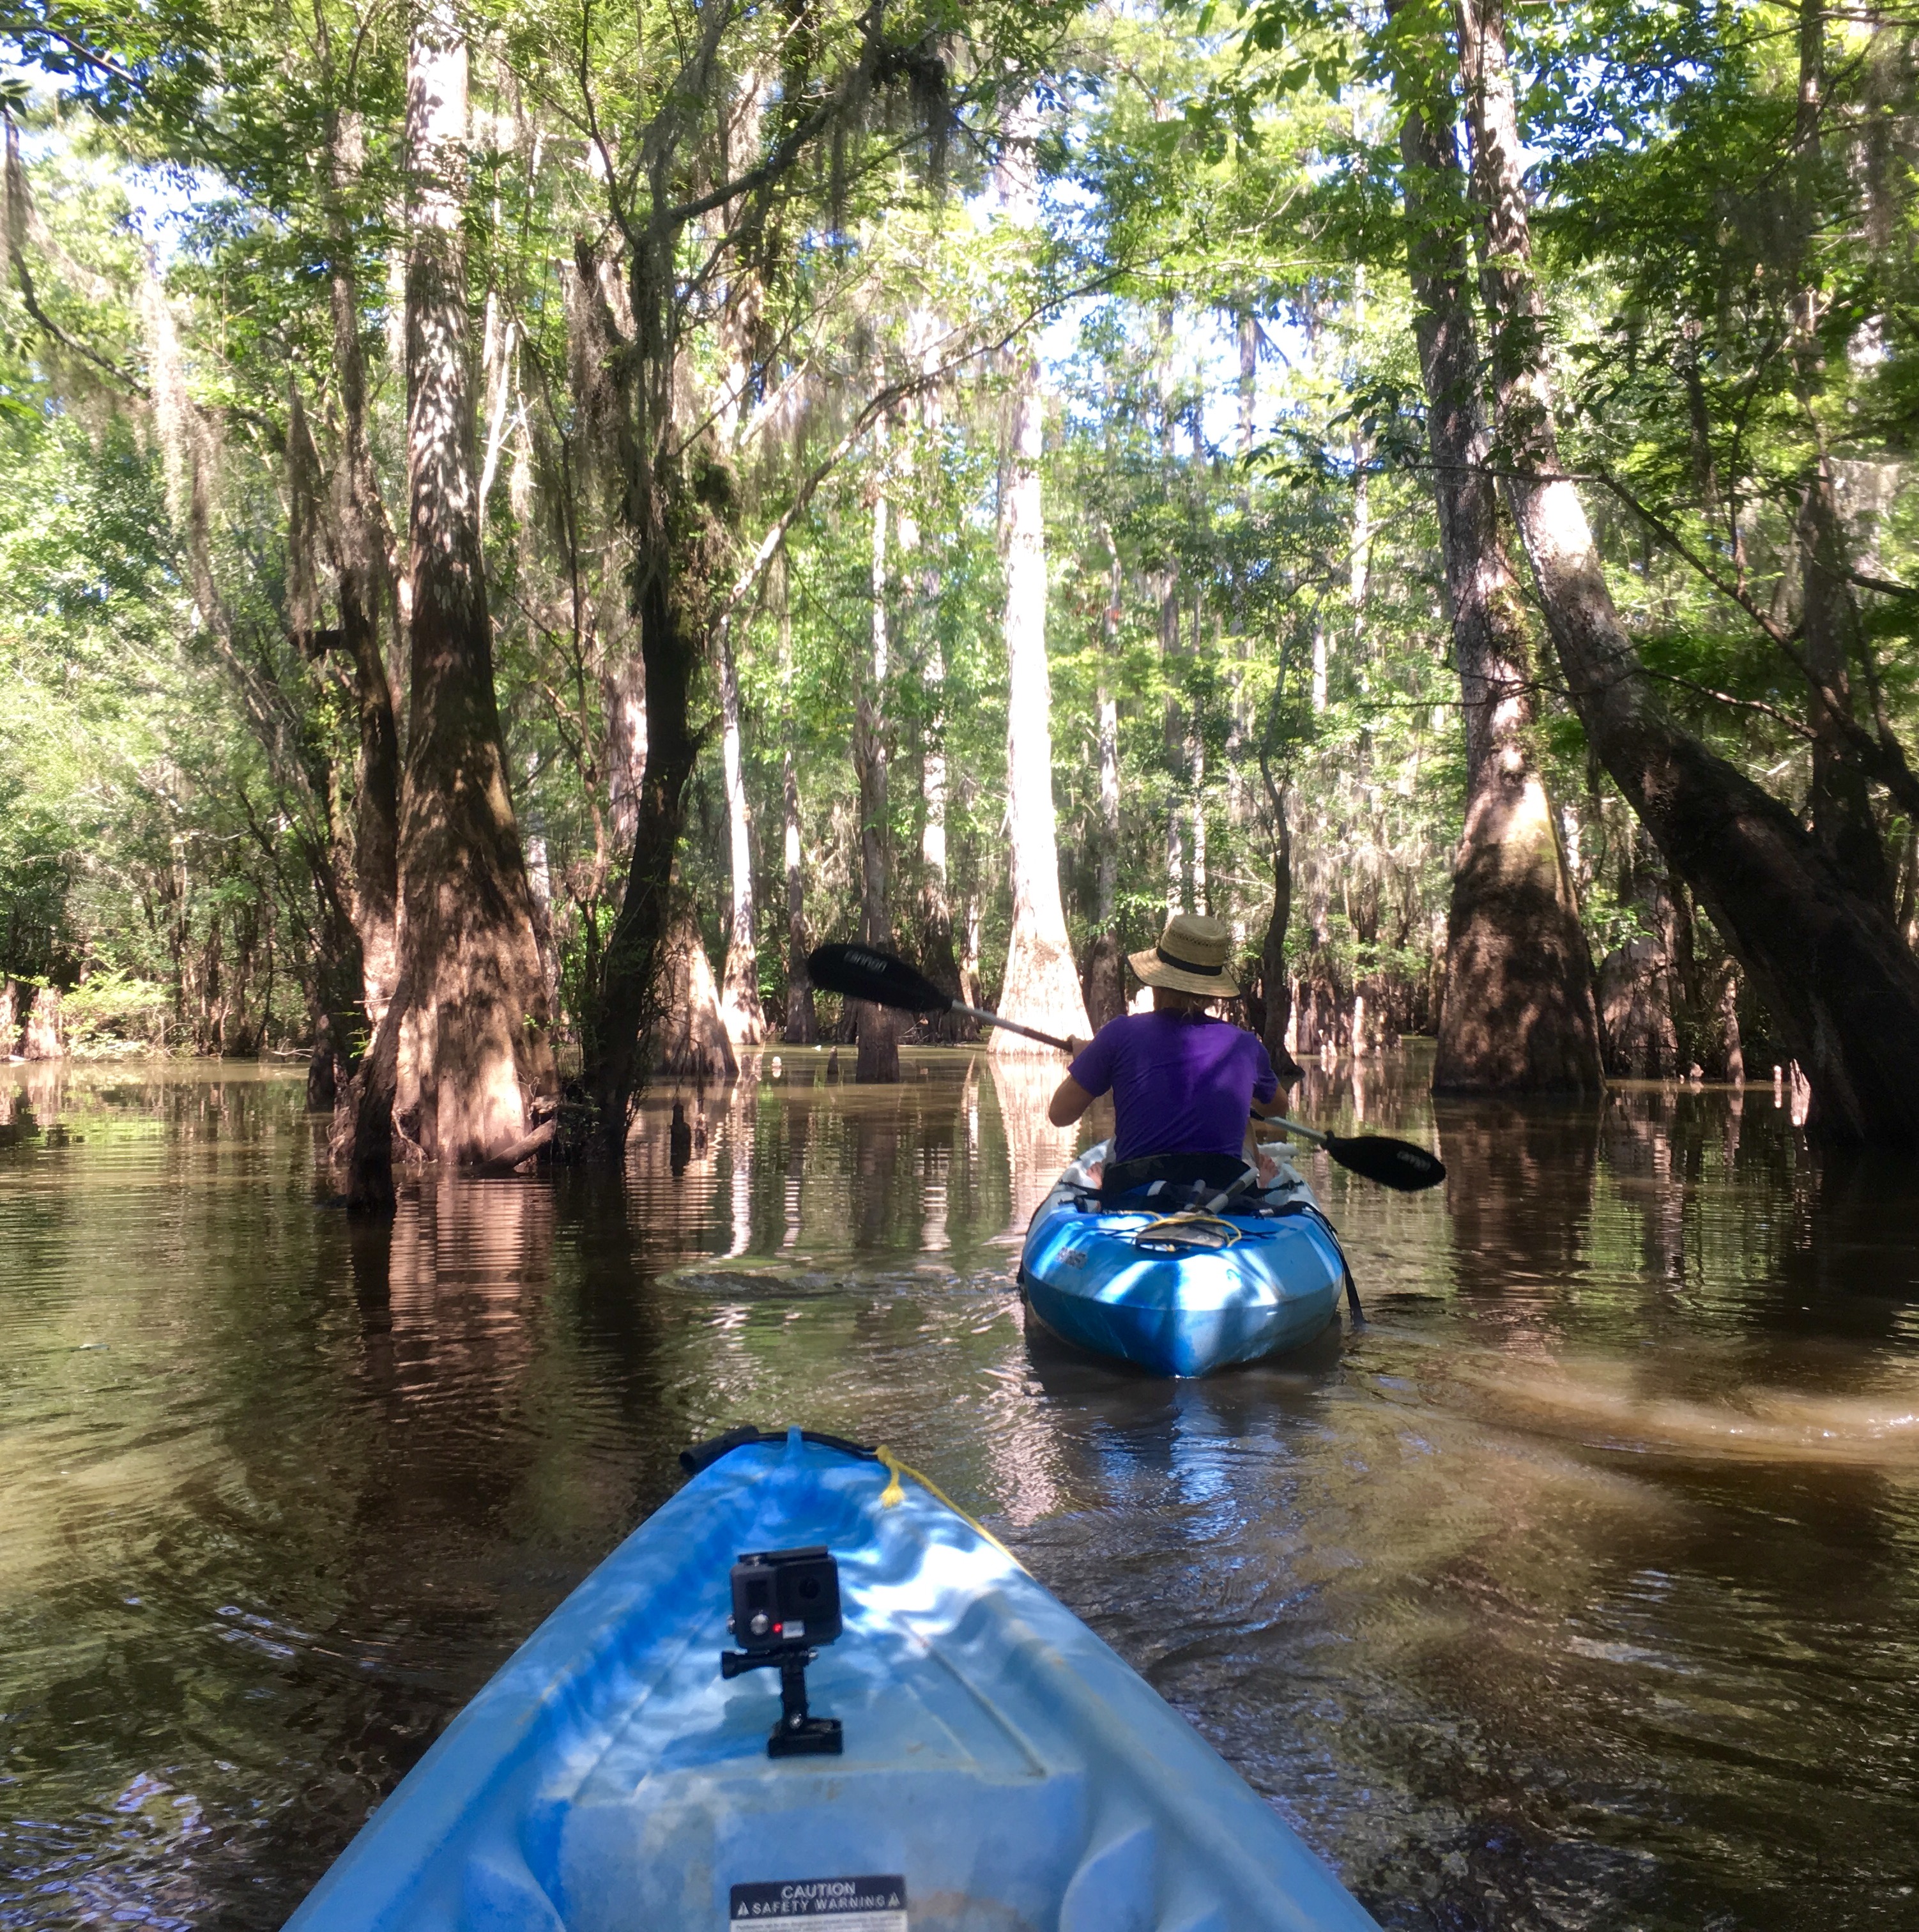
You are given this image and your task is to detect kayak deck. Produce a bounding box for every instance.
[289,1430,1378,1932]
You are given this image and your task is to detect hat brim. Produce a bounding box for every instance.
[1128,946,1241,1000]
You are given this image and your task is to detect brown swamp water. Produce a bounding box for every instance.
[3,1047,1919,1930]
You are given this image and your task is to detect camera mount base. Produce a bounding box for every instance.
[721,1648,844,1758]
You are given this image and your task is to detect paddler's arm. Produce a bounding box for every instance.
[1048,1072,1094,1126]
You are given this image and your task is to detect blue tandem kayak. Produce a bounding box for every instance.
[287,1427,1378,1932]
[1018,1142,1350,1378]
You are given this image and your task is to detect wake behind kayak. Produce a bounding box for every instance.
[287,1426,1378,1932]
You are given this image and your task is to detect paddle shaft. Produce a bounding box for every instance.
[948,1000,1075,1054]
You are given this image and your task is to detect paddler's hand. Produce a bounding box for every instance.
[1062,1036,1085,1059]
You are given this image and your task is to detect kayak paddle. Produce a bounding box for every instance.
[806,942,1447,1193]
[1256,1117,1446,1192]
[805,942,1070,1052]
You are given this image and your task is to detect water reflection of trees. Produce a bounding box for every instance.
[986,1052,1082,1232]
[613,1050,1014,1272]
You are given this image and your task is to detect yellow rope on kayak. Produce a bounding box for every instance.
[874,1446,1024,1570]
[1131,1211,1243,1250]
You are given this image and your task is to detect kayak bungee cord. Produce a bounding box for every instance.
[875,1446,1023,1567]
[1130,1211,1246,1250]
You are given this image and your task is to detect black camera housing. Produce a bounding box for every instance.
[729,1545,842,1653]
[720,1544,845,1758]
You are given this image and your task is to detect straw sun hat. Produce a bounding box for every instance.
[1128,912,1241,1000]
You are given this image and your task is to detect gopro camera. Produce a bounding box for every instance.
[728,1545,841,1652]
[720,1545,844,1757]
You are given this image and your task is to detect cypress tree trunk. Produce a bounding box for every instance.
[778,581,817,1044]
[584,466,711,1147]
[854,483,899,1082]
[717,625,765,1045]
[369,2,556,1181]
[783,747,816,1044]
[1788,0,1888,908]
[1456,0,1919,1140]
[1258,784,1302,1084]
[992,91,1091,1057]
[1083,524,1125,1029]
[324,107,401,1029]
[655,900,738,1084]
[571,248,737,1149]
[1396,88,1602,1094]
[917,629,965,1017]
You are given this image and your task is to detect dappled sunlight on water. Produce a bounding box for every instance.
[4,1048,1919,1928]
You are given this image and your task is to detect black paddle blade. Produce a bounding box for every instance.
[1322,1132,1446,1192]
[806,943,952,1016]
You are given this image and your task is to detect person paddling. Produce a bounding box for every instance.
[1048,913,1290,1200]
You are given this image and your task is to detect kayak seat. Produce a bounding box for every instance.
[1101,1152,1251,1209]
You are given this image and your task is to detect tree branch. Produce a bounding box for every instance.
[1593,465,1919,824]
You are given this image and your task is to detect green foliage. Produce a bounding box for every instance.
[1,0,1915,1070]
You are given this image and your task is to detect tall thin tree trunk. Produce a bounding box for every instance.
[605,652,647,853]
[1258,774,1301,1083]
[854,480,899,1081]
[991,91,1092,1057]
[1456,0,1919,1138]
[917,629,963,1006]
[324,107,401,1031]
[1395,77,1602,1092]
[1191,739,1208,913]
[575,219,733,1155]
[1789,0,1888,909]
[1349,263,1372,665]
[777,579,816,1043]
[961,887,983,1011]
[1237,310,1258,456]
[717,626,765,1044]
[1085,526,1125,1029]
[896,399,962,1015]
[1159,571,1187,916]
[366,1,556,1186]
[1721,967,1745,1085]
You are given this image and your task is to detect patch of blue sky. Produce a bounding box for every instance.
[1,66,225,264]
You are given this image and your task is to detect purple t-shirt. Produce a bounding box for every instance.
[1068,1011,1280,1163]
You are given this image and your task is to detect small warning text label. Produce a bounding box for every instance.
[729,1876,908,1932]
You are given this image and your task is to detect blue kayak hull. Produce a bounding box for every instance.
[288,1429,1377,1932]
[1020,1204,1347,1377]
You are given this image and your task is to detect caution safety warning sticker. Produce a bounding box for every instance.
[729,1876,908,1932]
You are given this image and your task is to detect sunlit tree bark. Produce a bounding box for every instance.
[717,624,765,1045]
[991,89,1090,1057]
[321,104,400,1029]
[777,576,816,1043]
[356,1,557,1200]
[1394,79,1602,1093]
[1084,525,1126,1028]
[855,476,900,1081]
